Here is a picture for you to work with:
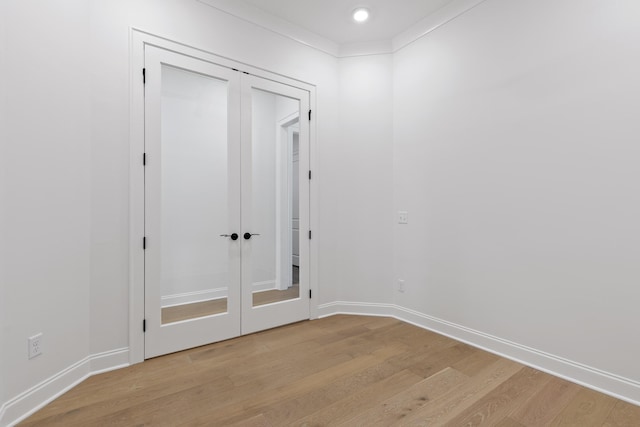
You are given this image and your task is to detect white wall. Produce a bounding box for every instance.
[394,0,640,385]
[331,55,395,304]
[1,1,92,422]
[0,0,7,410]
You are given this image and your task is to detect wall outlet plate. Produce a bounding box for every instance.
[398,279,405,293]
[28,333,43,359]
[398,211,408,224]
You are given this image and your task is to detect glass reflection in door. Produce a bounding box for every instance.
[251,89,300,307]
[159,64,230,324]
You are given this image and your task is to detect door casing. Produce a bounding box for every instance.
[129,29,318,365]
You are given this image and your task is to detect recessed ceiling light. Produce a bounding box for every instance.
[352,8,370,23]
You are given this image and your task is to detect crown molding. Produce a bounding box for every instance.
[198,0,488,58]
[339,39,394,57]
[197,0,340,57]
[392,0,488,52]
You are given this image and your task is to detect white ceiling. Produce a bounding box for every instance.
[240,0,455,44]
[199,0,485,56]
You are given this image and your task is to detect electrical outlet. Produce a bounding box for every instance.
[397,279,405,293]
[28,333,43,359]
[398,211,408,224]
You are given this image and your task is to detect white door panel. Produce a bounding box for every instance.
[144,46,310,357]
[144,46,241,358]
[241,75,310,335]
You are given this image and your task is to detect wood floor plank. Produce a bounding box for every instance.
[290,369,424,426]
[403,342,476,379]
[510,375,582,426]
[336,367,469,426]
[180,345,411,426]
[311,314,378,332]
[550,387,618,426]
[228,413,273,427]
[21,353,199,424]
[603,400,640,427]
[371,321,455,350]
[225,325,409,388]
[260,347,418,425]
[450,349,500,377]
[388,358,524,426]
[360,315,402,330]
[493,417,527,427]
[187,320,328,366]
[18,315,640,427]
[444,366,552,426]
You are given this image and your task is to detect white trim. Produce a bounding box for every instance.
[308,92,318,320]
[392,0,488,53]
[252,280,277,293]
[0,348,129,427]
[129,28,147,365]
[198,0,488,58]
[317,302,640,406]
[339,40,394,58]
[161,288,229,308]
[197,0,340,57]
[131,29,316,91]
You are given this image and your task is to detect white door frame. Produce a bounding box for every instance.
[129,29,318,365]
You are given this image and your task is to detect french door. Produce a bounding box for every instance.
[143,46,310,358]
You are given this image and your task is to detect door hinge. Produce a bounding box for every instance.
[143,237,146,250]
[308,230,312,239]
[308,109,312,121]
[308,170,311,180]
[143,319,146,332]
[142,68,146,84]
[143,153,146,166]
[309,289,312,299]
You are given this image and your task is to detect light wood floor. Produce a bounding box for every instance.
[20,315,640,426]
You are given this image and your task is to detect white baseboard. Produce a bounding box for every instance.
[0,348,129,427]
[252,280,277,293]
[161,287,228,308]
[317,301,640,406]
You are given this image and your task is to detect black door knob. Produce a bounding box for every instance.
[244,232,260,240]
[220,233,239,240]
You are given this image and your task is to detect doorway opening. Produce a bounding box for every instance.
[135,40,315,360]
